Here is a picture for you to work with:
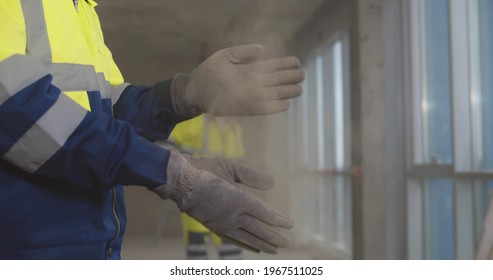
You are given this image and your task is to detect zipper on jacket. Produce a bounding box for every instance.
[108,187,121,256]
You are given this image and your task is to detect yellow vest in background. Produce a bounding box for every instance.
[170,114,245,159]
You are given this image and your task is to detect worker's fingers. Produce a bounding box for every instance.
[231,162,275,190]
[255,56,301,73]
[223,44,265,64]
[258,85,303,101]
[240,215,291,248]
[219,234,260,253]
[245,196,295,229]
[225,229,279,254]
[262,69,306,87]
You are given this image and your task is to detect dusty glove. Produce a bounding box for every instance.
[152,151,294,254]
[184,155,275,189]
[171,44,305,118]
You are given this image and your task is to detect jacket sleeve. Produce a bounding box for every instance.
[0,55,169,191]
[112,80,189,142]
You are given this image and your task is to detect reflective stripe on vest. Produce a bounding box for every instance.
[3,90,87,172]
[19,0,125,111]
[20,0,52,64]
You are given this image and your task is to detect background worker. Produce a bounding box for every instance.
[0,0,304,259]
[170,115,246,260]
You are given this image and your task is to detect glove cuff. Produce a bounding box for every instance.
[170,73,202,119]
[151,150,198,208]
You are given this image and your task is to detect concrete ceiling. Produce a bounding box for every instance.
[96,0,326,82]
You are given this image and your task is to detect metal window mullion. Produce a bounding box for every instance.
[410,0,425,165]
[344,175,353,255]
[316,54,326,170]
[333,40,345,170]
[468,0,484,169]
[418,0,429,164]
[407,178,424,259]
[405,0,425,260]
[316,175,326,241]
[473,181,491,243]
[325,176,336,245]
[450,0,475,260]
[315,53,326,241]
[450,0,473,172]
[455,179,475,259]
[342,32,352,169]
[423,180,432,259]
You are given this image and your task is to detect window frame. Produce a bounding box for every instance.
[288,31,353,258]
[404,0,493,260]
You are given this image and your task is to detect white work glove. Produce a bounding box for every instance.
[152,150,294,254]
[171,44,305,118]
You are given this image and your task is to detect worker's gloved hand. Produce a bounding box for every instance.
[171,44,305,118]
[152,150,294,254]
[183,155,276,189]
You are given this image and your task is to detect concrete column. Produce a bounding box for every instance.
[351,0,387,259]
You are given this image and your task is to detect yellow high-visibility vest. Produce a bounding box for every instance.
[0,0,125,111]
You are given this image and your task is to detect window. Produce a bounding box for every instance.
[287,34,352,256]
[472,0,493,171]
[406,0,493,260]
[420,0,452,165]
[472,0,493,253]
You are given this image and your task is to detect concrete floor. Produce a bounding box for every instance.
[121,236,313,260]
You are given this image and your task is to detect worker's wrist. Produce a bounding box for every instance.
[170,73,202,119]
[151,150,198,207]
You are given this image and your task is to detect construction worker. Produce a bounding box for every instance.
[170,115,246,260]
[0,0,304,259]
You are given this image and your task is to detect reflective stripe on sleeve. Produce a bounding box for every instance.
[2,93,87,173]
[97,72,111,99]
[111,83,130,106]
[0,58,117,110]
[0,55,49,106]
[20,0,52,64]
[50,64,114,100]
[50,63,99,92]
